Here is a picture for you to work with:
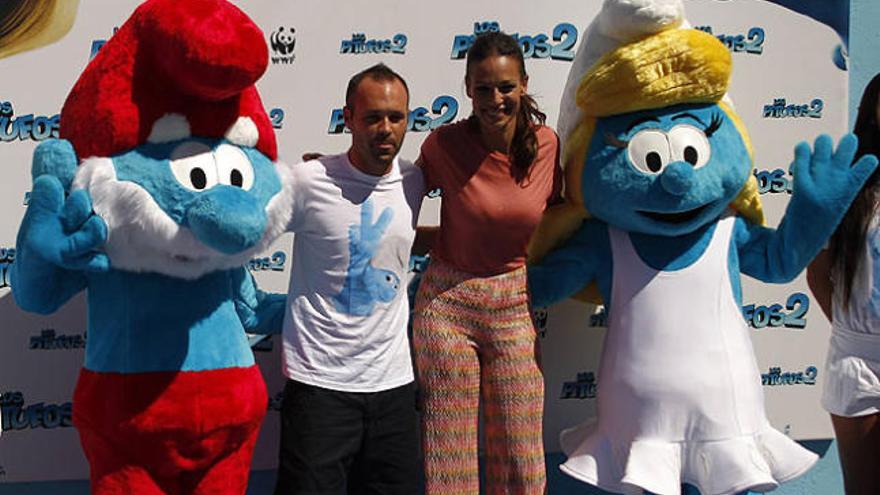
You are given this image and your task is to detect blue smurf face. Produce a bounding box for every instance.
[112,138,281,254]
[366,267,400,302]
[582,103,751,236]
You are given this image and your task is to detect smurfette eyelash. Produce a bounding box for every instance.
[604,132,628,148]
[704,112,723,137]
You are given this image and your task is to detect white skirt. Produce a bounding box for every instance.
[821,326,880,418]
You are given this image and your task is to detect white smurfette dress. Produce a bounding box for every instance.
[560,215,817,495]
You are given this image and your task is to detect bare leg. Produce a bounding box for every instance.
[831,413,880,495]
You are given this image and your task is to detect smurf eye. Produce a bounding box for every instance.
[214,144,255,190]
[169,141,218,191]
[668,125,711,169]
[626,129,670,174]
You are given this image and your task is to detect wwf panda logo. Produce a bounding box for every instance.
[270,27,296,55]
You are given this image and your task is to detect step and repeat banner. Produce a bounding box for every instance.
[0,0,850,483]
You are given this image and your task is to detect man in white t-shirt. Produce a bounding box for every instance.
[273,64,424,494]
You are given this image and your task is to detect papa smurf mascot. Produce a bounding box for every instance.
[528,1,879,494]
[10,0,289,492]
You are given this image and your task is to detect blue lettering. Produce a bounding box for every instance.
[0,116,16,141]
[762,366,818,386]
[31,115,54,140]
[451,35,472,59]
[753,305,770,328]
[560,372,597,399]
[0,105,60,142]
[327,108,347,134]
[804,365,818,385]
[474,21,500,35]
[763,98,824,119]
[330,96,459,134]
[808,99,824,118]
[29,329,87,350]
[412,96,460,132]
[89,40,106,61]
[452,23,578,61]
[0,248,15,263]
[409,107,431,133]
[15,114,34,141]
[391,34,407,54]
[784,292,809,328]
[743,292,809,329]
[589,307,607,328]
[88,29,117,61]
[745,27,765,54]
[550,23,577,61]
[695,26,764,55]
[248,251,287,272]
[753,168,792,195]
[0,393,73,431]
[269,108,285,129]
[0,263,10,289]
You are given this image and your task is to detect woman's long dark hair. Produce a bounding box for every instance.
[830,73,880,306]
[465,31,546,183]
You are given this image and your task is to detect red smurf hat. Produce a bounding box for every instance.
[60,0,277,161]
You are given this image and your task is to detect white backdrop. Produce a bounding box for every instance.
[0,0,849,483]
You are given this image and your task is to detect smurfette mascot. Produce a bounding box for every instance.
[10,0,290,493]
[528,1,878,494]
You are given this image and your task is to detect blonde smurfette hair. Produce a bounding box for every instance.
[0,0,80,60]
[528,28,764,302]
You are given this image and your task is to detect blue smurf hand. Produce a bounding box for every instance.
[790,134,878,211]
[21,175,110,272]
[350,199,393,256]
[741,133,880,283]
[31,139,78,189]
[232,266,286,335]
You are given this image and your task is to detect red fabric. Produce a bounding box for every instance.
[73,366,268,495]
[59,0,276,161]
[418,121,562,276]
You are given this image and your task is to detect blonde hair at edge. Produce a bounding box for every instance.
[0,0,80,60]
[527,28,764,302]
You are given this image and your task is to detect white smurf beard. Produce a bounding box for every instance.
[71,157,292,280]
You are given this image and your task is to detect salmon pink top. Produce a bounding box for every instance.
[418,120,561,276]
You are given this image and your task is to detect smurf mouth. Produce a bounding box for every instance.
[639,204,709,224]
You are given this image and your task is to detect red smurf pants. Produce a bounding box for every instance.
[73,366,268,495]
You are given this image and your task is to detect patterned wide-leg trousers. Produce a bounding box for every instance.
[413,259,545,495]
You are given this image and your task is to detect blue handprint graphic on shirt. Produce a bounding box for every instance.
[333,199,400,316]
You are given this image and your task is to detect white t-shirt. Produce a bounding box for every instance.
[833,215,880,336]
[278,153,424,392]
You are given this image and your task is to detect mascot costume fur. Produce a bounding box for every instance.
[528,1,879,494]
[11,0,288,493]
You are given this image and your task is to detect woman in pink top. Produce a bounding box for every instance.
[412,31,561,494]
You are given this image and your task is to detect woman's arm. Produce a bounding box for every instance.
[413,225,438,256]
[807,248,833,321]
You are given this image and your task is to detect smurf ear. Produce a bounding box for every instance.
[32,139,78,191]
[225,117,259,148]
